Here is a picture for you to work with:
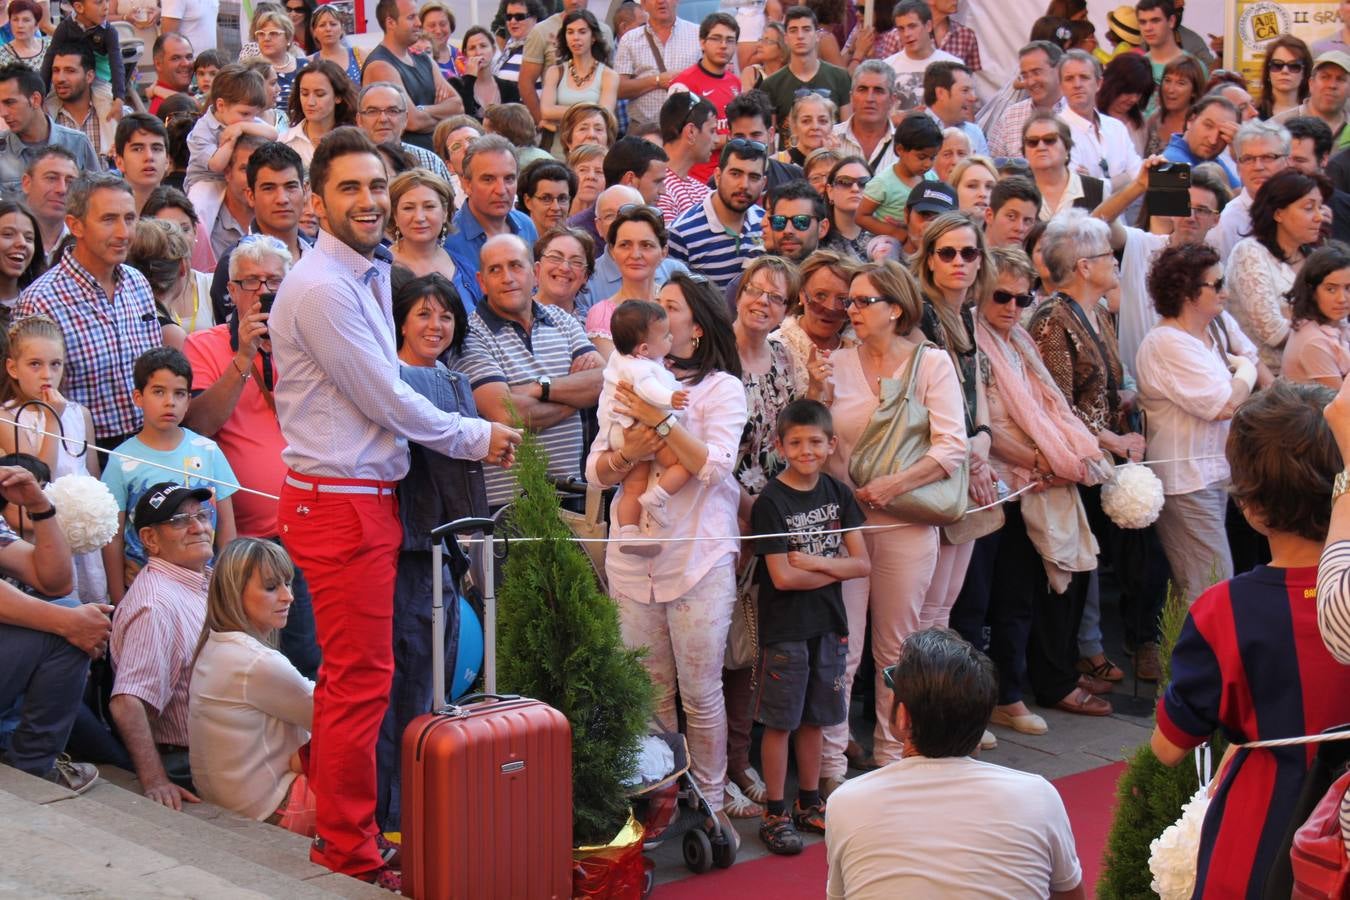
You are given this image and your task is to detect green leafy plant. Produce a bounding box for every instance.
[1097,585,1227,899]
[496,433,655,845]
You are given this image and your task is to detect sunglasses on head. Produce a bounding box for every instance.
[933,246,980,263]
[769,213,819,231]
[992,289,1035,308]
[617,203,661,217]
[1268,60,1304,72]
[793,87,832,100]
[1024,134,1060,148]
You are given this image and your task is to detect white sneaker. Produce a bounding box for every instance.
[741,766,768,804]
[724,780,764,818]
[979,729,998,750]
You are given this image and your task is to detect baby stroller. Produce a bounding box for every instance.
[629,732,737,897]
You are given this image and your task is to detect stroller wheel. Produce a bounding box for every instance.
[682,828,713,874]
[711,828,737,869]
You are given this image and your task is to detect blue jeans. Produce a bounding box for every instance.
[0,613,91,776]
[272,537,321,680]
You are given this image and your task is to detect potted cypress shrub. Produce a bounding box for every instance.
[495,434,655,894]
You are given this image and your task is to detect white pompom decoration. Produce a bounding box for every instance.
[1149,786,1210,900]
[43,474,121,554]
[1101,462,1165,529]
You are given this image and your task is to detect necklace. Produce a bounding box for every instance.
[568,57,597,88]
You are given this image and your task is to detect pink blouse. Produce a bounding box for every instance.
[823,345,968,526]
[585,298,618,340]
[1283,320,1350,385]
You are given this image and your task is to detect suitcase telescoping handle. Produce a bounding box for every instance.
[431,517,496,708]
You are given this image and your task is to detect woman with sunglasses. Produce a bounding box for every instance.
[283,0,316,55]
[1027,210,1141,693]
[308,5,363,86]
[962,246,1112,738]
[819,258,965,772]
[585,205,668,359]
[1021,113,1104,222]
[742,21,789,91]
[587,271,748,851]
[912,213,997,634]
[1136,243,1260,603]
[1257,34,1312,120]
[1227,169,1329,375]
[822,156,876,259]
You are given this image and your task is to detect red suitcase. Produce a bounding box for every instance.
[400,517,574,900]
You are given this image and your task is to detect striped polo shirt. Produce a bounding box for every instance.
[454,300,597,506]
[667,194,766,291]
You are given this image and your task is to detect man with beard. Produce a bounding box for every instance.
[723,179,828,307]
[46,40,117,160]
[0,62,100,193]
[668,138,768,290]
[1162,94,1240,187]
[671,13,743,184]
[444,134,538,311]
[270,126,520,889]
[147,33,194,116]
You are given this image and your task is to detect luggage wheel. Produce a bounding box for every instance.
[682,828,713,874]
[710,825,736,869]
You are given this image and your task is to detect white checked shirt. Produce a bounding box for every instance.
[833,118,896,173]
[270,230,492,482]
[987,96,1068,159]
[614,19,702,129]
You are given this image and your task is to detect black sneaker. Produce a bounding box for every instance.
[759,812,803,855]
[43,755,98,795]
[793,799,826,835]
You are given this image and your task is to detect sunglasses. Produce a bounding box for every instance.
[844,295,891,309]
[504,12,532,21]
[617,203,661,217]
[933,246,980,263]
[723,137,767,155]
[831,175,871,190]
[1024,134,1060,148]
[769,213,819,231]
[1268,60,1304,72]
[882,664,895,689]
[1201,277,1225,292]
[991,289,1035,308]
[793,87,833,100]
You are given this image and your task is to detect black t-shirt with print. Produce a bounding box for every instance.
[751,473,865,644]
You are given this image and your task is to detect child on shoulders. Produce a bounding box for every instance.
[184,64,279,194]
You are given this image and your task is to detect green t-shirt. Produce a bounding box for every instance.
[760,61,853,135]
[862,164,915,225]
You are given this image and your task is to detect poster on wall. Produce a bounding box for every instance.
[1224,0,1343,92]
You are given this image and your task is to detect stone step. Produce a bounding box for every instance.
[0,765,387,899]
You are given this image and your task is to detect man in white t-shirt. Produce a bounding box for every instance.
[881,0,961,111]
[1093,156,1230,378]
[826,629,1084,900]
[161,0,220,55]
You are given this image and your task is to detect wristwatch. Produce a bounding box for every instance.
[1335,469,1350,504]
[537,374,552,403]
[655,415,675,437]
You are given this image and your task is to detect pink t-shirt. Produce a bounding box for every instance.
[183,324,289,537]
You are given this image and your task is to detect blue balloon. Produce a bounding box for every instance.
[450,594,483,699]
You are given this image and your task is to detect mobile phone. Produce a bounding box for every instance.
[1147,163,1191,217]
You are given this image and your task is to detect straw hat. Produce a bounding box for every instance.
[1107,6,1141,46]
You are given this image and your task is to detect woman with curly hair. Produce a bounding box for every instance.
[1136,242,1261,602]
[540,10,618,140]
[1282,241,1350,387]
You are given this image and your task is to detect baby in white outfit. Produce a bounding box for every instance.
[597,301,690,555]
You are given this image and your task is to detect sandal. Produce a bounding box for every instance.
[1053,687,1112,717]
[1076,654,1125,682]
[724,780,764,818]
[738,766,768,804]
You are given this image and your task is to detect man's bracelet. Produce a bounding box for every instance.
[232,358,252,381]
[29,504,57,521]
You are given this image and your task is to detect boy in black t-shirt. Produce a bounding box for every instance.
[749,399,870,856]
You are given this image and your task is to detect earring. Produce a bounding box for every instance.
[692,335,701,350]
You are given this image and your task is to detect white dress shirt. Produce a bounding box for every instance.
[1060,105,1141,189]
[1206,189,1253,264]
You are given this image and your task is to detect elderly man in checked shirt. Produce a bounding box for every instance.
[268,126,520,887]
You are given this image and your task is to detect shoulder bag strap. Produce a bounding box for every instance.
[642,27,667,73]
[1061,295,1118,401]
[901,341,929,403]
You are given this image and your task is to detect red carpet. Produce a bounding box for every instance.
[655,761,1126,900]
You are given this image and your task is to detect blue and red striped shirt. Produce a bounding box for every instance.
[1157,565,1350,899]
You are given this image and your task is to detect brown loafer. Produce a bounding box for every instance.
[1077,673,1114,696]
[1053,688,1112,717]
[1135,642,1162,682]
